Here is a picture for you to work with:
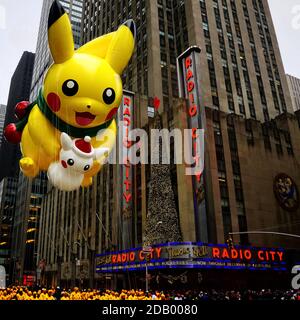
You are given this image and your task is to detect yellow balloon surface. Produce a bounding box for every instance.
[13,1,135,190]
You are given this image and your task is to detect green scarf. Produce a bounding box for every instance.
[16,89,114,138]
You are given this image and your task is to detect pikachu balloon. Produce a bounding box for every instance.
[4,0,135,190]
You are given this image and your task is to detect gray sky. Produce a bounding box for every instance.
[0,0,300,106]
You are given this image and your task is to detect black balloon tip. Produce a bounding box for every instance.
[123,19,136,40]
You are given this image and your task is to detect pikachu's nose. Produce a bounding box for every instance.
[87,105,91,109]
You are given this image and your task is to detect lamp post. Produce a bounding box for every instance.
[142,244,151,293]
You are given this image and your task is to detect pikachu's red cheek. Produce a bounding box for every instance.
[47,93,61,112]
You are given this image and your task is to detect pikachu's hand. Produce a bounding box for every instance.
[81,176,93,188]
[81,161,102,187]
[84,160,101,178]
[89,160,102,176]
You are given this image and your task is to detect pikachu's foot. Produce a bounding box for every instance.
[81,176,93,188]
[20,157,39,178]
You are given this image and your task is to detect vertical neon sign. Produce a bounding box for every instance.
[177,46,208,242]
[118,90,135,249]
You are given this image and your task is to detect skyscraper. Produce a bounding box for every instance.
[82,0,292,122]
[287,74,300,112]
[37,0,300,288]
[0,52,35,180]
[0,51,35,282]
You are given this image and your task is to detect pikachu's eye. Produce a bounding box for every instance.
[103,88,115,105]
[62,79,79,96]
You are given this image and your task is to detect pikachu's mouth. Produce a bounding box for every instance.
[75,112,96,126]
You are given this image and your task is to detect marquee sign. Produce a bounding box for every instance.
[177,46,208,242]
[95,242,286,273]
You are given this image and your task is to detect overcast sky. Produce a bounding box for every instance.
[0,0,300,105]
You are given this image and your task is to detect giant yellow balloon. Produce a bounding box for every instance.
[4,0,135,190]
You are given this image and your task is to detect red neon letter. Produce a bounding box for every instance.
[124,117,131,126]
[123,138,132,148]
[244,250,252,260]
[222,249,229,259]
[192,128,198,139]
[155,247,162,259]
[187,81,195,92]
[185,56,192,69]
[257,251,264,261]
[186,69,193,81]
[212,247,220,258]
[124,107,131,116]
[123,193,132,203]
[277,252,283,261]
[124,180,131,191]
[269,251,276,261]
[124,97,131,106]
[139,250,144,261]
[189,105,197,117]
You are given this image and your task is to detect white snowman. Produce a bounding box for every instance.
[47,132,109,191]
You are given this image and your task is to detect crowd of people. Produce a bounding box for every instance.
[0,286,300,300]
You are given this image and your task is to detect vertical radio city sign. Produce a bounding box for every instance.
[118,90,135,248]
[177,46,208,242]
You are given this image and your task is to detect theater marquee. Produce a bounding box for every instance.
[95,242,286,273]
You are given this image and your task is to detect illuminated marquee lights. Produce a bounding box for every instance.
[95,242,286,273]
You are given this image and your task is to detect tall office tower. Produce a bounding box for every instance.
[174,0,293,120]
[12,0,83,285]
[0,105,6,147]
[287,74,300,112]
[37,0,300,288]
[0,52,35,180]
[0,52,35,282]
[82,0,292,122]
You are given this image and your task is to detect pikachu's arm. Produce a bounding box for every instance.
[27,106,61,158]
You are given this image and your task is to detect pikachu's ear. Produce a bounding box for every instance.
[48,0,74,64]
[105,20,136,74]
[76,32,115,58]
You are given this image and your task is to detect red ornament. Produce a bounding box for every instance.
[4,123,22,144]
[153,96,161,110]
[15,101,30,119]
